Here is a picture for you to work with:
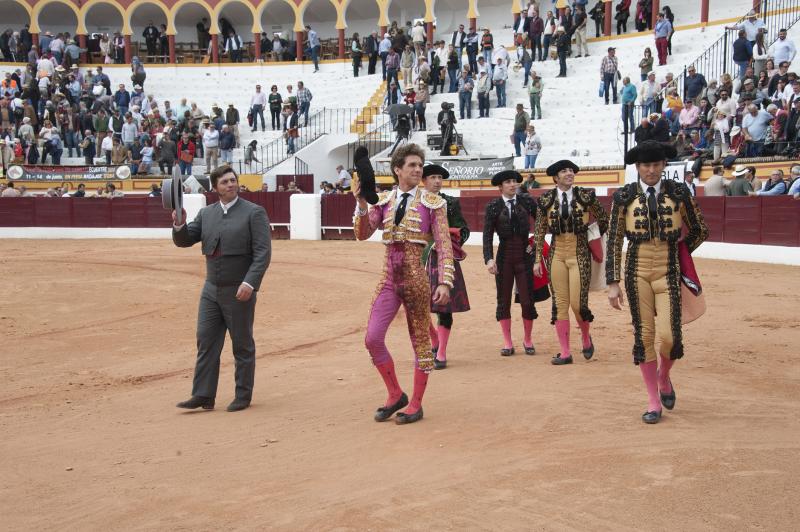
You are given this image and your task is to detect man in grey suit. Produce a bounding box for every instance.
[172,165,271,412]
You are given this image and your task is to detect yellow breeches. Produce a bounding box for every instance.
[634,239,674,362]
[550,234,581,321]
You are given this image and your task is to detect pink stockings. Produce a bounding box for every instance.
[658,355,674,393]
[376,360,403,407]
[640,361,662,413]
[555,320,571,358]
[406,368,428,415]
[575,318,592,349]
[429,323,451,362]
[500,319,513,349]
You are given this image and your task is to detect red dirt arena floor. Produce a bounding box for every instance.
[1,239,798,530]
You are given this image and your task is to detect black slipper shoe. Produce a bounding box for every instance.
[374,392,408,422]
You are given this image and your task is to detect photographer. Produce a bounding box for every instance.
[438,101,457,156]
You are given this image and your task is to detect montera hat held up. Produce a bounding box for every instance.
[491,170,523,186]
[624,140,678,165]
[162,166,184,224]
[546,159,580,177]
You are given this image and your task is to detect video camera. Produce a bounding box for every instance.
[441,102,455,111]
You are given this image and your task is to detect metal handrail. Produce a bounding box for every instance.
[660,0,800,101]
[295,156,309,175]
[346,120,395,169]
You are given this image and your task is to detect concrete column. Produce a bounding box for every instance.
[338,28,345,59]
[651,0,660,28]
[124,34,132,63]
[604,1,612,36]
[78,34,87,64]
[296,31,304,61]
[211,34,219,63]
[701,0,709,23]
[254,33,261,61]
[168,35,176,64]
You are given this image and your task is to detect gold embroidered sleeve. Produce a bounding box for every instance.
[605,197,626,284]
[533,201,549,264]
[353,205,383,240]
[680,193,709,253]
[432,205,455,288]
[589,193,610,235]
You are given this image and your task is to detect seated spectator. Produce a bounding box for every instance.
[1,181,21,197]
[751,169,787,195]
[73,183,87,197]
[335,164,352,190]
[786,165,800,197]
[104,182,124,198]
[679,99,700,132]
[520,173,540,192]
[148,183,162,197]
[683,169,697,196]
[748,166,763,191]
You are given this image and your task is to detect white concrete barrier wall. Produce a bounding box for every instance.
[290,193,322,240]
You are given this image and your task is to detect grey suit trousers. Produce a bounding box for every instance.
[193,281,257,401]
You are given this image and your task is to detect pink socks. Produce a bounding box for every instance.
[436,326,451,361]
[429,323,439,350]
[640,361,662,413]
[658,355,675,393]
[575,318,592,349]
[499,319,513,349]
[555,320,571,358]
[523,319,534,347]
[375,359,403,407]
[405,368,429,415]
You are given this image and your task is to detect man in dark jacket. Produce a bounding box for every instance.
[365,31,379,75]
[651,113,671,142]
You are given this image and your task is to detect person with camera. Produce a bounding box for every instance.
[437,102,457,156]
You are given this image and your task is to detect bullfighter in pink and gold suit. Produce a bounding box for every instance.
[353,144,454,425]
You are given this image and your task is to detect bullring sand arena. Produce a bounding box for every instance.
[1,238,798,530]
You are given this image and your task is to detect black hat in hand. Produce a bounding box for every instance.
[354,146,379,205]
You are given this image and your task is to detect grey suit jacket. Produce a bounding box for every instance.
[173,197,271,290]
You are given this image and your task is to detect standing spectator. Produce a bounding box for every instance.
[457,69,473,119]
[225,103,240,147]
[415,79,429,130]
[203,123,219,171]
[726,10,765,44]
[296,81,312,127]
[653,12,672,66]
[128,137,143,174]
[158,134,176,174]
[640,72,659,115]
[528,73,543,119]
[412,22,426,56]
[512,103,529,157]
[679,99,701,133]
[451,23,466,68]
[446,45,459,93]
[100,131,113,164]
[80,130,96,165]
[523,124,542,169]
[250,84,267,132]
[555,26,569,77]
[121,114,138,148]
[728,165,753,195]
[219,124,235,164]
[481,28,494,76]
[225,31,243,63]
[704,165,730,196]
[385,47,400,86]
[365,31,379,75]
[600,47,619,104]
[712,110,730,161]
[196,18,210,50]
[111,136,127,165]
[379,33,392,80]
[741,103,773,156]
[588,1,605,38]
[620,76,637,132]
[635,0,652,33]
[305,25,320,72]
[139,139,154,174]
[492,57,508,107]
[519,43,533,87]
[114,83,130,116]
[529,9,544,61]
[732,30,753,80]
[684,66,708,105]
[542,11,556,62]
[639,48,654,81]
[268,85,282,131]
[751,30,770,78]
[143,21,159,57]
[476,70,491,118]
[465,27,480,73]
[401,44,415,90]
[573,6,589,57]
[351,33,363,78]
[768,28,797,67]
[662,6,676,55]
[177,132,195,175]
[49,133,63,165]
[616,0,631,35]
[285,104,299,154]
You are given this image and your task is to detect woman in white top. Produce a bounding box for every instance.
[712,111,730,162]
[524,125,542,169]
[752,31,769,78]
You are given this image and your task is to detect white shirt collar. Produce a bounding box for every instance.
[502,193,516,202]
[220,195,239,214]
[396,185,417,199]
[556,186,573,202]
[640,179,662,195]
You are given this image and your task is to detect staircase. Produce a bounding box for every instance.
[350,81,387,134]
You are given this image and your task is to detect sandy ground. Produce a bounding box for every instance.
[1,239,798,531]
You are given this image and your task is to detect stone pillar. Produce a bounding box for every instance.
[379,25,387,36]
[78,34,87,64]
[168,35,176,64]
[753,0,761,12]
[651,0,660,28]
[32,33,39,48]
[211,34,219,63]
[469,18,477,32]
[604,1,613,36]
[124,34,132,63]
[701,0,709,23]
[296,31,303,61]
[338,28,345,59]
[254,32,261,61]
[425,22,433,43]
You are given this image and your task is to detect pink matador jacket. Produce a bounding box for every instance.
[354,187,456,288]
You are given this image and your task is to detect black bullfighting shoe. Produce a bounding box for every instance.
[660,379,676,410]
[642,410,662,424]
[523,344,536,355]
[582,337,595,360]
[500,347,515,356]
[551,354,573,365]
[395,407,424,425]
[374,393,409,422]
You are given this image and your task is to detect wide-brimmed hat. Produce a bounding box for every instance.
[491,170,522,186]
[731,164,749,176]
[731,126,742,136]
[422,163,449,180]
[546,159,580,177]
[162,168,184,223]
